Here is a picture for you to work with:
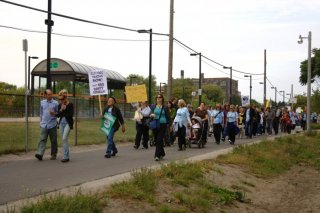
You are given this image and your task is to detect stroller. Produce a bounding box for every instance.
[187,116,205,148]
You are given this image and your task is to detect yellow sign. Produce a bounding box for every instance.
[125,84,148,103]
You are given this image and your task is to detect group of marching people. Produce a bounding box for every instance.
[133,97,310,161]
[34,88,308,163]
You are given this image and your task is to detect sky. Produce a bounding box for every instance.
[1,0,320,104]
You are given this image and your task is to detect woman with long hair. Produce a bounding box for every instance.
[56,89,74,162]
[150,94,170,161]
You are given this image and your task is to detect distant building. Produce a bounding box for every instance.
[190,76,240,103]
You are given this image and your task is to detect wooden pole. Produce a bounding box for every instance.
[99,95,102,115]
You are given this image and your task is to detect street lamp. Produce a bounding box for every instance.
[298,31,312,131]
[28,56,39,91]
[259,82,264,105]
[138,28,152,104]
[244,75,252,104]
[160,82,166,94]
[271,86,277,105]
[279,90,285,105]
[223,66,232,104]
[190,52,202,105]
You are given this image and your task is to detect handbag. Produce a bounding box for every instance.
[149,119,160,130]
[134,110,143,121]
[149,106,164,130]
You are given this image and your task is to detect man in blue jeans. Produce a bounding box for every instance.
[245,104,254,139]
[35,89,59,161]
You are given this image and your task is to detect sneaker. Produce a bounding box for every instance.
[61,159,70,163]
[133,145,138,149]
[35,154,43,161]
[228,140,232,144]
[154,157,160,161]
[50,155,57,160]
[104,154,111,158]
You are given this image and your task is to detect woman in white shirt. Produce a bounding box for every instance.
[173,99,192,151]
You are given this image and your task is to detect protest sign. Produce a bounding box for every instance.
[242,95,249,106]
[100,112,116,135]
[88,70,108,96]
[125,84,147,103]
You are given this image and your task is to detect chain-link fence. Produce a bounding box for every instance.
[0,93,136,154]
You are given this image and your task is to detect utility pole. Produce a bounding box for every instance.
[23,39,28,152]
[45,0,53,89]
[167,0,174,100]
[264,49,267,107]
[291,84,294,110]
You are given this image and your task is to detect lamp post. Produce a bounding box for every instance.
[190,52,202,105]
[259,82,264,106]
[160,82,166,94]
[244,75,252,104]
[28,56,39,91]
[138,28,152,104]
[271,86,277,106]
[279,90,285,105]
[298,31,312,131]
[223,66,232,104]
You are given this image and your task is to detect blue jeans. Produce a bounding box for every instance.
[106,127,117,155]
[36,126,57,156]
[245,121,253,138]
[59,123,70,159]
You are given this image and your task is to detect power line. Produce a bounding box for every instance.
[0,0,265,77]
[174,38,264,76]
[0,24,168,42]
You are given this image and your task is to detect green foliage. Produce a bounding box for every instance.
[299,48,320,85]
[231,94,241,106]
[202,84,225,105]
[171,78,195,104]
[159,162,204,187]
[0,119,136,155]
[216,132,320,177]
[20,192,105,213]
[107,168,158,203]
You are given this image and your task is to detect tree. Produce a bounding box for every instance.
[299,48,320,85]
[231,94,241,106]
[201,84,225,106]
[250,99,262,108]
[171,78,195,104]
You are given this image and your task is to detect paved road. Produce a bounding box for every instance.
[0,134,273,205]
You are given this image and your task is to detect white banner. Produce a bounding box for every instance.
[88,70,108,96]
[241,95,249,106]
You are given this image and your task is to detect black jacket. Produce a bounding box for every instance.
[102,105,124,132]
[57,102,74,129]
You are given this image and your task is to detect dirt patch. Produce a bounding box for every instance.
[209,164,320,213]
[103,164,320,213]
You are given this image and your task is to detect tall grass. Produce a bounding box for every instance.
[0,119,136,155]
[20,192,105,213]
[216,132,320,177]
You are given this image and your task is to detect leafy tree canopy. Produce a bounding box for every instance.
[299,48,320,85]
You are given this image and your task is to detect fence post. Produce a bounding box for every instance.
[74,97,78,146]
